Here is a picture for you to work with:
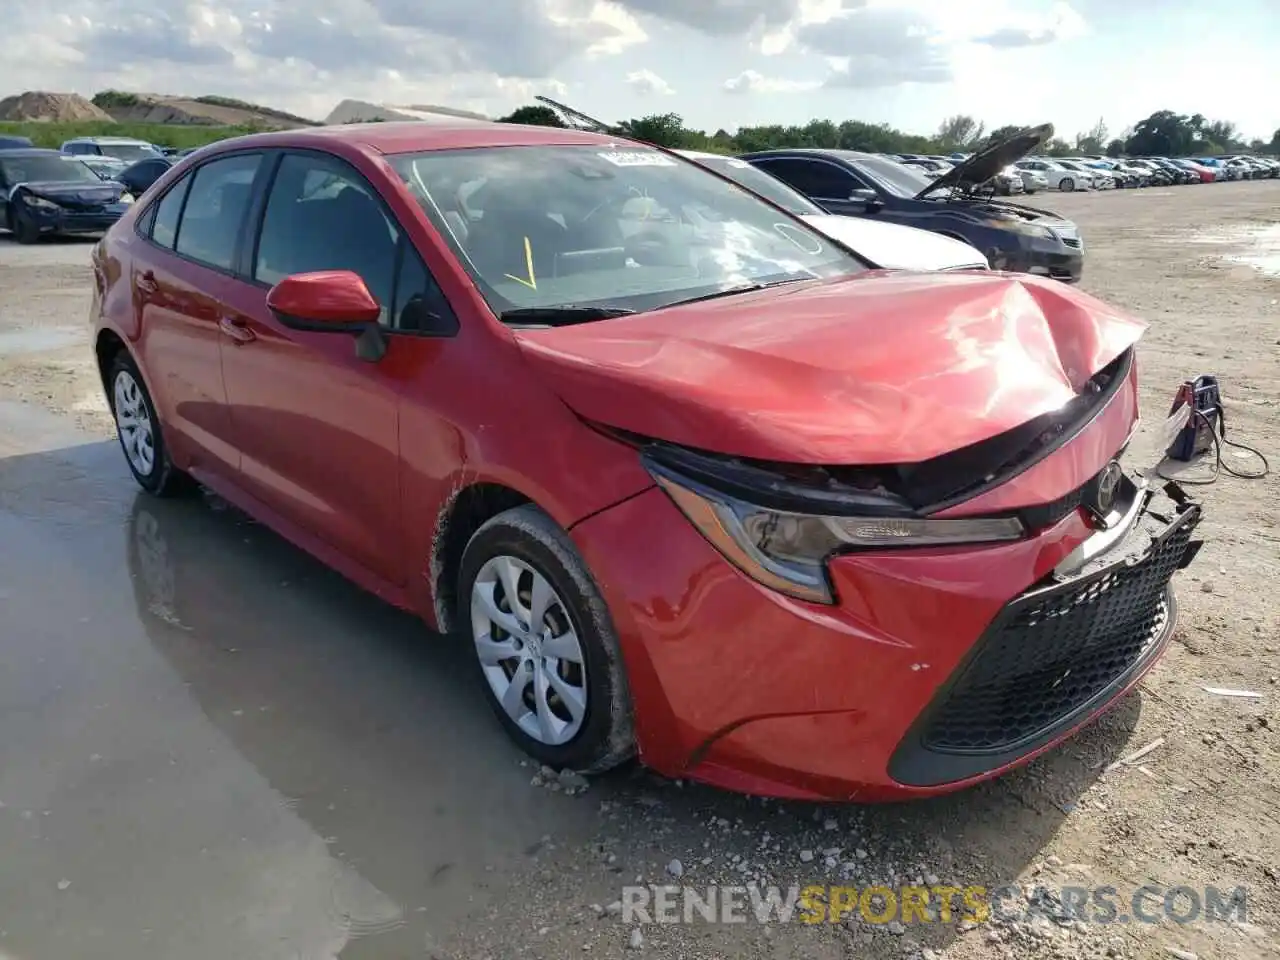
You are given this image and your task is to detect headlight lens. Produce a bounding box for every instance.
[23,194,59,210]
[653,469,1025,604]
[992,218,1054,239]
[118,192,135,204]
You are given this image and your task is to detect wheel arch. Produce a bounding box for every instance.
[428,480,535,633]
[95,328,131,397]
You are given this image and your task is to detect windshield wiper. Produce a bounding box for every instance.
[665,277,809,308]
[499,305,635,326]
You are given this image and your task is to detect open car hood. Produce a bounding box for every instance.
[514,272,1145,465]
[917,124,1054,199]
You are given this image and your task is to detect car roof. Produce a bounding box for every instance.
[0,148,67,159]
[194,121,633,160]
[64,136,154,145]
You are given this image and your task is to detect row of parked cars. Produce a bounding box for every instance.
[903,150,1279,194]
[0,136,187,243]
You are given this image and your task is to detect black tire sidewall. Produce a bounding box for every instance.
[14,207,41,244]
[108,352,180,495]
[458,506,633,772]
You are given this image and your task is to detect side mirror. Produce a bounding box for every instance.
[267,270,387,362]
[267,270,382,331]
[849,187,883,211]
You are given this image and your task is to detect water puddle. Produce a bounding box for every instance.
[0,326,83,355]
[1184,223,1280,277]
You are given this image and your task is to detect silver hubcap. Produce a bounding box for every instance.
[113,370,155,477]
[471,555,587,746]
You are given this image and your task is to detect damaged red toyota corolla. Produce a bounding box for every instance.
[90,121,1204,801]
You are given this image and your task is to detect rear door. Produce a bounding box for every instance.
[130,152,266,483]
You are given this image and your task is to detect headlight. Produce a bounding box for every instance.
[118,192,135,204]
[989,218,1054,240]
[23,194,59,210]
[652,468,1025,604]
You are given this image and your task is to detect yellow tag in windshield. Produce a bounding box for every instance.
[504,237,538,290]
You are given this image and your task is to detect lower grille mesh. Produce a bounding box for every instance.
[920,513,1194,753]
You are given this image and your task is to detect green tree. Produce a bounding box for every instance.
[1075,118,1108,155]
[498,105,565,127]
[615,113,703,148]
[985,124,1029,145]
[937,114,985,151]
[1104,138,1126,158]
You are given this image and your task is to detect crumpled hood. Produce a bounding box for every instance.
[9,180,124,205]
[515,272,1146,464]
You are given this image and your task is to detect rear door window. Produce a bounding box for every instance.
[173,154,262,272]
[753,158,859,200]
[149,174,192,250]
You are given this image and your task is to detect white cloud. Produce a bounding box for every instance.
[722,69,821,94]
[625,68,674,94]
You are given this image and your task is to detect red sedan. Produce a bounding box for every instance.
[90,121,1203,801]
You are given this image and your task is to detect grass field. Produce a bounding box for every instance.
[0,120,257,150]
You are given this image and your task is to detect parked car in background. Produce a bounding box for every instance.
[1012,165,1048,193]
[1145,158,1197,184]
[676,150,989,272]
[0,135,35,150]
[1015,158,1086,192]
[0,148,134,243]
[900,158,953,179]
[116,156,175,196]
[1170,158,1216,182]
[90,119,1199,800]
[1196,157,1239,180]
[742,125,1085,281]
[992,165,1026,195]
[79,155,130,181]
[1053,159,1104,189]
[60,137,165,163]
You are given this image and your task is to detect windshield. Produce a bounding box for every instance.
[688,155,820,217]
[840,153,934,197]
[0,154,102,184]
[99,143,161,162]
[390,145,865,318]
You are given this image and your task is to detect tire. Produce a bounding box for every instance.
[13,207,41,245]
[107,350,194,497]
[459,504,635,774]
[1060,177,1074,192]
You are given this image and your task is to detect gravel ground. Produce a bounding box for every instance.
[0,182,1277,960]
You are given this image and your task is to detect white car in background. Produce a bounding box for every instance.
[675,149,989,272]
[1013,158,1082,192]
[1053,159,1110,190]
[1012,165,1049,193]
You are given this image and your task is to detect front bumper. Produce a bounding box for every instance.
[571,467,1201,801]
[23,203,124,236]
[993,238,1083,283]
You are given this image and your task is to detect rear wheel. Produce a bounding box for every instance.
[460,504,634,774]
[107,351,194,497]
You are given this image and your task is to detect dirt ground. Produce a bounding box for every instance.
[0,182,1276,960]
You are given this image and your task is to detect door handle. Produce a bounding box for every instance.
[136,270,158,295]
[218,316,256,344]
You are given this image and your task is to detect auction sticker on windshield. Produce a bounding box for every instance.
[598,151,677,167]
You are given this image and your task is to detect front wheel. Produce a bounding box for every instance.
[13,208,41,244]
[108,352,194,497]
[460,504,635,773]
[1060,177,1075,192]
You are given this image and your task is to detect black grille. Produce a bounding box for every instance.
[1019,483,1085,531]
[1062,237,1082,248]
[918,506,1197,754]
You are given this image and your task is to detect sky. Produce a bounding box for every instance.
[5,0,1278,142]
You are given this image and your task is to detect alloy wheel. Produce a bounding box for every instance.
[470,554,587,746]
[113,369,156,477]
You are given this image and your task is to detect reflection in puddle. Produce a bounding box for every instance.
[1184,223,1280,277]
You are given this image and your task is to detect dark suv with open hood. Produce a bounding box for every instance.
[741,125,1083,282]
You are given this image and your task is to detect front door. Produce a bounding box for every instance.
[218,151,451,586]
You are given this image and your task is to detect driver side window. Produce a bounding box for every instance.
[753,158,861,201]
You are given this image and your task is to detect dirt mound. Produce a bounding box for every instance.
[0,91,114,122]
[95,92,317,128]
